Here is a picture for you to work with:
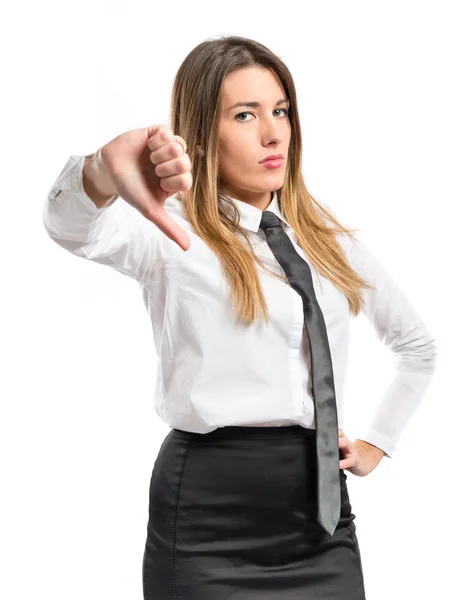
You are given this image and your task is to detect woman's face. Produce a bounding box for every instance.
[217,66,291,209]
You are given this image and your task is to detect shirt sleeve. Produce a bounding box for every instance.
[346,232,438,458]
[42,154,166,284]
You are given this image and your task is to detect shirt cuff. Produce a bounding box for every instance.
[357,428,396,458]
[48,154,119,217]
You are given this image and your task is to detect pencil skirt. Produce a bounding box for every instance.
[142,425,366,599]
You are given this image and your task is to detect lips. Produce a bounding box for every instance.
[260,154,284,163]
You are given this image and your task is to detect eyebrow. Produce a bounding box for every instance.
[227,97,290,111]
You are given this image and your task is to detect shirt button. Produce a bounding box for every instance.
[71,177,79,189]
[50,187,61,202]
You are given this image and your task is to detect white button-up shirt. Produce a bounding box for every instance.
[42,154,437,457]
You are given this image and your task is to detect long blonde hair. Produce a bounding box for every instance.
[170,35,374,325]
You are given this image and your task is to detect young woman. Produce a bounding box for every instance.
[43,35,437,599]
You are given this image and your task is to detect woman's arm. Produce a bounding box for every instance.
[346,232,438,458]
[82,150,119,208]
[42,154,166,284]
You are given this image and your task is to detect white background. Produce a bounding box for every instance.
[2,1,475,598]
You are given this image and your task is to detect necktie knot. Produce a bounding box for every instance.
[259,211,282,232]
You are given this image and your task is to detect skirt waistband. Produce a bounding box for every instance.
[172,424,315,440]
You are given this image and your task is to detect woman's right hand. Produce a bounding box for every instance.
[96,124,192,251]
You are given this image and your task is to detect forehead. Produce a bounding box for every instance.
[221,67,285,105]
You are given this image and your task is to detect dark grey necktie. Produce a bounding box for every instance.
[259,210,341,537]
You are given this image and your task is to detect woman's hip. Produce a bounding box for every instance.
[147,425,356,542]
[142,425,365,599]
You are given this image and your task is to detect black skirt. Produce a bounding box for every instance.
[142,425,366,599]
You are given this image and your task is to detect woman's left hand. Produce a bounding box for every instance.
[338,429,386,477]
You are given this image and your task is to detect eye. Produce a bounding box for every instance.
[235,108,289,122]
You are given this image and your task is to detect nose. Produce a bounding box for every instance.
[260,115,283,146]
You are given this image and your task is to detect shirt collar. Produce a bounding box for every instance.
[222,190,291,233]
